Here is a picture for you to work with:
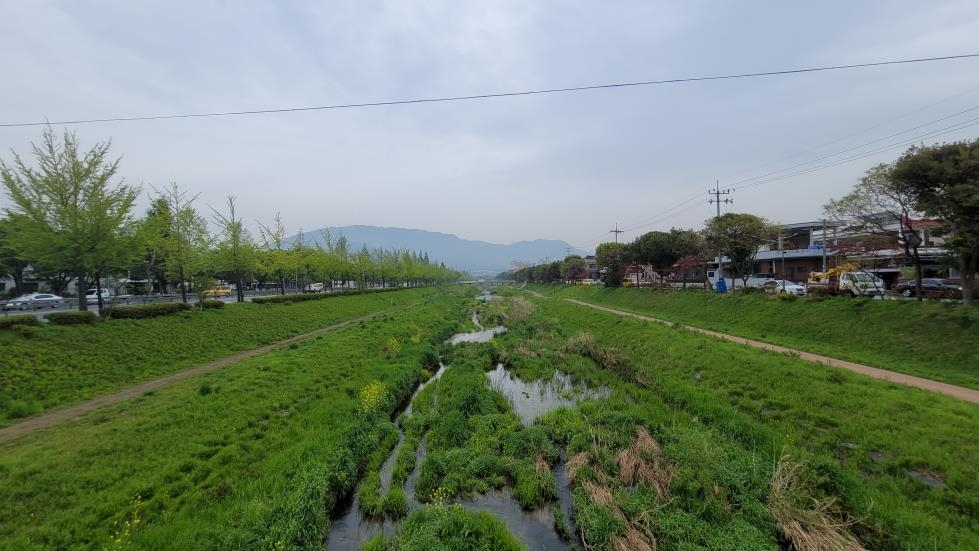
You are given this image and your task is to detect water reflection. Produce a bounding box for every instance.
[486,364,610,425]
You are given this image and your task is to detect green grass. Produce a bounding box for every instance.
[0,290,468,549]
[495,293,979,549]
[533,284,979,389]
[0,287,440,425]
[364,504,526,551]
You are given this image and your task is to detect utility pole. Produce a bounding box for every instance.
[821,219,828,271]
[707,181,733,288]
[609,224,624,244]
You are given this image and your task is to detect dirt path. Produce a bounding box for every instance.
[564,299,979,405]
[0,310,390,445]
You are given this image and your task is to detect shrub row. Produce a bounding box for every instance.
[251,288,401,305]
[104,302,193,319]
[46,311,98,325]
[0,315,40,330]
[199,299,225,309]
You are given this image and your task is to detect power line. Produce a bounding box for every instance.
[728,103,979,189]
[724,82,979,183]
[733,115,979,191]
[3,53,978,128]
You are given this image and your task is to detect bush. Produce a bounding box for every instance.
[104,302,193,319]
[251,288,397,305]
[46,311,98,325]
[199,299,225,309]
[0,315,40,330]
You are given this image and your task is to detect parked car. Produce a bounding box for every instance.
[86,288,113,304]
[894,278,962,298]
[304,282,325,293]
[3,292,65,310]
[762,280,807,296]
[202,285,233,298]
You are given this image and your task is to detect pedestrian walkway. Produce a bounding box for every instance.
[564,298,979,405]
[0,310,389,444]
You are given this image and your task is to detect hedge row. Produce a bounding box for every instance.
[104,302,193,319]
[251,288,400,305]
[47,311,98,325]
[199,299,225,309]
[0,315,41,330]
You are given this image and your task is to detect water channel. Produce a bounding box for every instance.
[326,306,605,550]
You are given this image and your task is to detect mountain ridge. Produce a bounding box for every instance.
[284,225,587,274]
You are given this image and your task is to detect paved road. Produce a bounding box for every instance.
[563,298,979,406]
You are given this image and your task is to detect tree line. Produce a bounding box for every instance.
[505,138,979,305]
[1,128,463,310]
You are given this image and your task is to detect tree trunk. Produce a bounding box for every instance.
[76,269,86,311]
[95,273,104,312]
[179,267,188,303]
[236,271,245,303]
[277,270,285,295]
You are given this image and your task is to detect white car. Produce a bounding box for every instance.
[85,288,113,304]
[763,280,807,296]
[3,292,66,310]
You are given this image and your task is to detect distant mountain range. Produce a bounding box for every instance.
[284,225,587,274]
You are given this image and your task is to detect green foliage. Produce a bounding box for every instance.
[515,292,979,549]
[46,311,98,325]
[106,302,193,319]
[375,505,526,551]
[382,488,409,518]
[542,285,979,389]
[0,287,438,425]
[199,299,225,309]
[892,139,979,304]
[703,212,776,284]
[0,315,40,330]
[595,242,625,287]
[0,289,465,548]
[0,127,141,311]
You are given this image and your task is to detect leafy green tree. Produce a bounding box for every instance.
[825,164,924,300]
[1,127,140,311]
[703,213,775,288]
[0,218,29,297]
[892,140,979,304]
[596,242,626,287]
[560,255,587,283]
[258,212,297,295]
[211,196,257,303]
[151,184,210,302]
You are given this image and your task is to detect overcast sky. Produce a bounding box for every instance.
[2,1,979,252]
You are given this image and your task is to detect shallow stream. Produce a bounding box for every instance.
[326,309,604,550]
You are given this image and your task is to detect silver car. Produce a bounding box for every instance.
[3,292,66,310]
[763,280,807,296]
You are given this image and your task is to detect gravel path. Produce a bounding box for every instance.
[564,298,979,405]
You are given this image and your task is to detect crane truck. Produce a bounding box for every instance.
[807,263,885,297]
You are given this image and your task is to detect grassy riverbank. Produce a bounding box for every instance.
[0,287,439,425]
[0,290,466,549]
[505,293,979,549]
[532,284,979,389]
[371,291,977,549]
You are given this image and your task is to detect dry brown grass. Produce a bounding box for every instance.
[566,451,590,482]
[506,296,534,322]
[534,453,550,472]
[617,427,672,500]
[563,332,595,353]
[769,453,866,551]
[611,527,656,551]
